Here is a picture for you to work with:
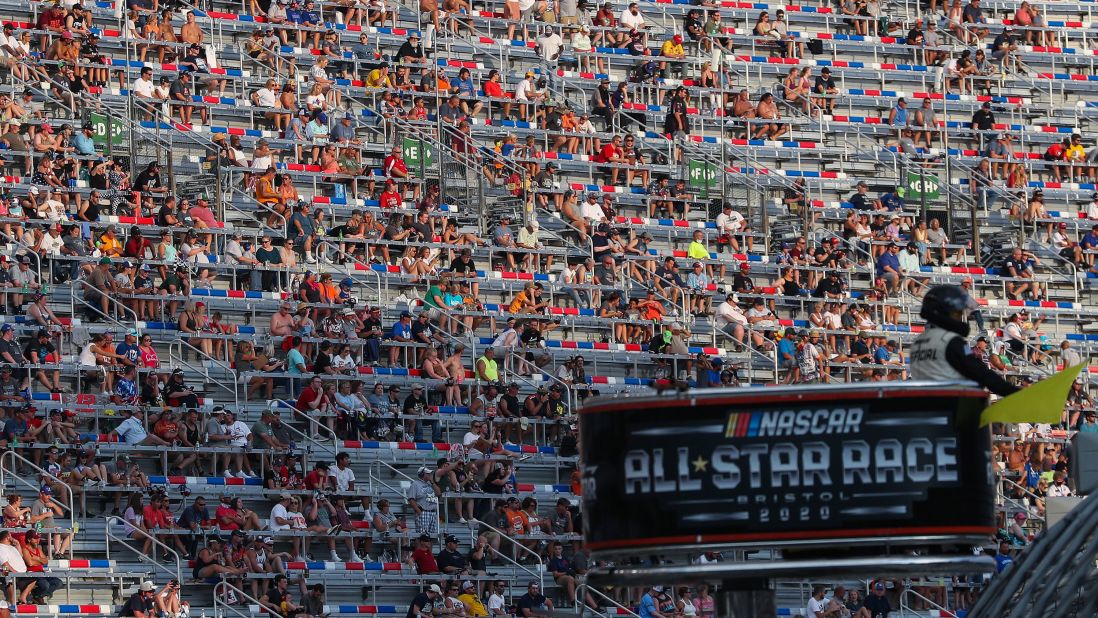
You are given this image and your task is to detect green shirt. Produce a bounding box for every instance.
[424,285,443,309]
[251,420,271,448]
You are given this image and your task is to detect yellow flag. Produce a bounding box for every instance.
[979,363,1087,427]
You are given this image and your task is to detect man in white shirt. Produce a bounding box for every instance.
[1047,472,1074,497]
[487,581,508,616]
[715,203,751,252]
[898,243,926,295]
[38,191,67,224]
[110,409,169,446]
[1086,192,1098,219]
[620,1,646,29]
[268,493,304,559]
[714,293,747,342]
[0,530,29,600]
[39,223,65,257]
[252,79,280,127]
[329,452,355,492]
[580,193,605,223]
[806,585,830,618]
[221,410,255,479]
[133,67,156,98]
[536,26,564,62]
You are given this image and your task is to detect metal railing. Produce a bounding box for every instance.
[0,450,75,560]
[104,515,183,586]
[369,460,440,538]
[899,587,960,618]
[576,584,640,617]
[214,580,280,618]
[472,518,545,591]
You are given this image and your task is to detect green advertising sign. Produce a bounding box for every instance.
[688,160,718,189]
[906,171,941,200]
[402,138,434,169]
[88,112,124,146]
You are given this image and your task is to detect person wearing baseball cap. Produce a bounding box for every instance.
[457,580,486,615]
[409,584,443,617]
[518,580,554,615]
[409,464,439,536]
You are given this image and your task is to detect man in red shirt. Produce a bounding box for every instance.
[408,534,439,574]
[383,145,409,178]
[483,69,503,100]
[383,144,417,199]
[36,5,66,48]
[295,376,325,414]
[1045,137,1068,182]
[378,178,402,209]
[595,135,627,185]
[303,461,330,490]
[122,227,154,259]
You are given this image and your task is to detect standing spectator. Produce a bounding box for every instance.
[408,465,440,536]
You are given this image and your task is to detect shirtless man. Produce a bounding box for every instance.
[270,302,296,338]
[180,11,204,45]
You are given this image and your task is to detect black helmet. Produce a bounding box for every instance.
[920,285,978,336]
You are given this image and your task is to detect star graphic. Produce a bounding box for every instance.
[691,455,709,473]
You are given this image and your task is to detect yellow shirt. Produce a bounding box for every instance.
[457,593,488,617]
[97,235,122,255]
[1066,144,1086,161]
[687,241,710,260]
[508,290,531,313]
[366,69,392,88]
[661,40,684,57]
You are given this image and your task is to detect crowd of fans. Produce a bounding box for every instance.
[0,0,1093,615]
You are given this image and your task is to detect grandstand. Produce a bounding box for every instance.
[0,0,1091,614]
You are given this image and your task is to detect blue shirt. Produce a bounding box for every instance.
[891,106,908,126]
[390,321,411,340]
[286,7,304,23]
[1081,232,1098,249]
[873,346,891,364]
[289,212,315,239]
[777,338,797,363]
[454,77,475,97]
[115,342,140,365]
[286,348,306,374]
[880,192,904,211]
[876,251,900,277]
[72,133,96,156]
[638,594,658,618]
[995,552,1013,573]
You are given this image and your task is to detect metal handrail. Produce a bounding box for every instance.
[999,476,1047,520]
[70,277,141,331]
[0,450,75,559]
[267,399,339,456]
[214,580,283,618]
[168,337,239,403]
[899,587,960,618]
[104,515,183,586]
[370,460,440,537]
[472,518,545,591]
[577,584,640,618]
[269,396,337,439]
[3,235,44,291]
[504,348,577,417]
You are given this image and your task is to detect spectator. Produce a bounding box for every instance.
[119,581,157,618]
[875,243,902,294]
[407,583,443,617]
[517,581,554,617]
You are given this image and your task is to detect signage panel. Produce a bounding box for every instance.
[580,384,993,551]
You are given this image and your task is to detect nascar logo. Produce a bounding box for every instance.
[725,408,865,438]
